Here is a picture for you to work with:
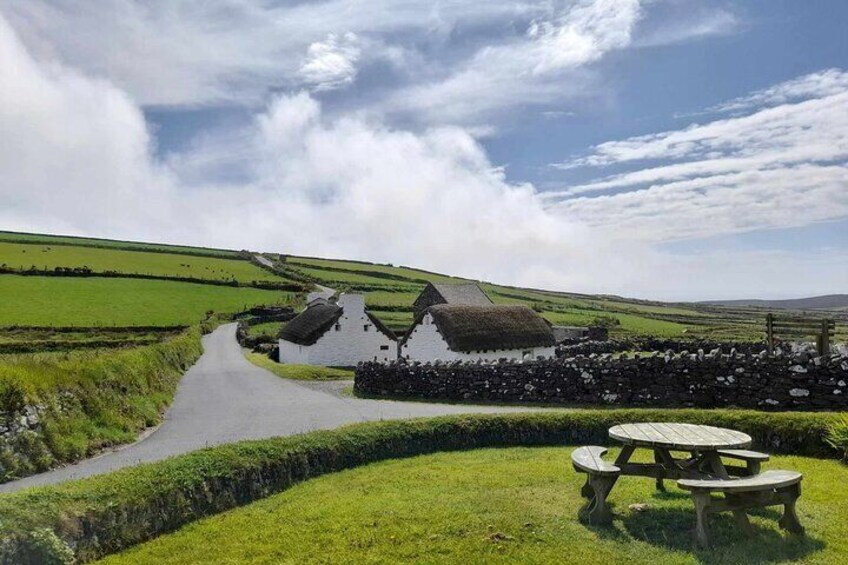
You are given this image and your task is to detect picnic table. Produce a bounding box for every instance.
[571,422,804,546]
[608,422,752,486]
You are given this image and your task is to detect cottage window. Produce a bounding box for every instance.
[363,324,369,331]
[334,323,341,331]
[380,345,389,351]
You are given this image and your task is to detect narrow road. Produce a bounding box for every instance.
[1,324,532,493]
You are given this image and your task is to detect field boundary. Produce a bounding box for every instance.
[0,409,836,563]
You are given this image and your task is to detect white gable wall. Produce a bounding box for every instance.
[278,294,395,366]
[401,313,555,363]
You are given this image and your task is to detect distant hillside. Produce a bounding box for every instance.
[701,294,848,311]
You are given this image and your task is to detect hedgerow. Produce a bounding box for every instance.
[0,327,203,482]
[0,409,837,564]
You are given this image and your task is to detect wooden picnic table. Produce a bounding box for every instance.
[608,422,753,485]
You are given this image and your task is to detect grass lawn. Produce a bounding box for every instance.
[244,351,354,380]
[0,275,292,326]
[0,242,288,283]
[288,256,467,284]
[245,321,284,339]
[98,446,846,564]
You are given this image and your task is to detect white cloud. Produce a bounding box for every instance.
[710,68,848,113]
[545,71,848,242]
[1,12,843,301]
[299,33,361,92]
[383,0,643,123]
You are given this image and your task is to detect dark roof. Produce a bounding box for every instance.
[429,283,493,306]
[279,300,396,346]
[279,301,343,346]
[424,304,555,352]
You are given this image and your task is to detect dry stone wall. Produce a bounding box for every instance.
[355,350,848,411]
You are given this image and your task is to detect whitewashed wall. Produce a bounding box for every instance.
[278,294,396,366]
[401,313,555,363]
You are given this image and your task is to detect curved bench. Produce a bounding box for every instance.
[716,449,770,476]
[678,470,804,546]
[571,446,620,524]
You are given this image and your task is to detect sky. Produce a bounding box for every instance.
[1,0,846,301]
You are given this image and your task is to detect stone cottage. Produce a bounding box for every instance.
[400,304,556,363]
[278,294,396,366]
[412,282,493,318]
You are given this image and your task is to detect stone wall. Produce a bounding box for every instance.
[556,338,768,357]
[355,350,848,411]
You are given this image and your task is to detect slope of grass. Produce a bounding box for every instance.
[0,231,239,257]
[244,351,354,380]
[99,446,844,565]
[244,321,284,339]
[288,256,468,284]
[0,242,289,283]
[0,328,203,481]
[0,275,293,327]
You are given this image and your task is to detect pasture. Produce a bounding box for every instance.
[98,446,846,565]
[0,275,292,327]
[0,242,289,283]
[0,231,239,257]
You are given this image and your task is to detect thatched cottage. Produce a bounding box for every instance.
[400,304,556,363]
[412,282,493,317]
[278,294,396,366]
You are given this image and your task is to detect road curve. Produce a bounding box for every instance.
[2,324,532,493]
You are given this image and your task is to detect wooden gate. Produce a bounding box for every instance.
[765,313,835,355]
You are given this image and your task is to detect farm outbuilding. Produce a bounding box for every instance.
[400,304,556,363]
[278,294,396,366]
[412,282,493,318]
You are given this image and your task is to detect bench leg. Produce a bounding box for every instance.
[692,492,711,548]
[654,450,666,492]
[732,509,754,537]
[580,476,594,499]
[585,475,617,525]
[778,484,804,535]
[747,461,761,476]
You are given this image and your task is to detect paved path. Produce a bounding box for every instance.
[1,324,532,493]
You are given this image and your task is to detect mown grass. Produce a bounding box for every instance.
[99,446,845,565]
[0,231,240,257]
[0,275,293,326]
[0,242,288,283]
[244,351,353,380]
[0,411,836,563]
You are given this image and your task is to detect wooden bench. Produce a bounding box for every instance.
[678,470,804,546]
[571,446,620,524]
[717,449,769,476]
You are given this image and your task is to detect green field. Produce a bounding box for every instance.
[0,276,292,327]
[100,446,845,564]
[244,352,354,380]
[0,242,289,283]
[288,256,468,284]
[245,321,285,339]
[0,231,240,257]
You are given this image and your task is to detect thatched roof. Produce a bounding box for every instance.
[423,304,555,352]
[279,300,342,346]
[279,299,396,346]
[429,283,493,306]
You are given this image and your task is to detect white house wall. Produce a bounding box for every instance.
[401,313,555,363]
[278,295,395,366]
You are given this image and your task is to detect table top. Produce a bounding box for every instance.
[609,422,751,451]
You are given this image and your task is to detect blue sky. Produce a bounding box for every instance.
[1,1,846,300]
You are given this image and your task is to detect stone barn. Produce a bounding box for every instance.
[278,294,396,366]
[412,282,493,318]
[400,304,556,363]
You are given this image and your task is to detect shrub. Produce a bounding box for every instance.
[825,414,848,462]
[0,409,836,563]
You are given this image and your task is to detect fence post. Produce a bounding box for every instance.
[765,313,774,355]
[821,319,831,355]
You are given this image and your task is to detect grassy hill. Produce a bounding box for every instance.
[702,294,848,310]
[1,231,844,347]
